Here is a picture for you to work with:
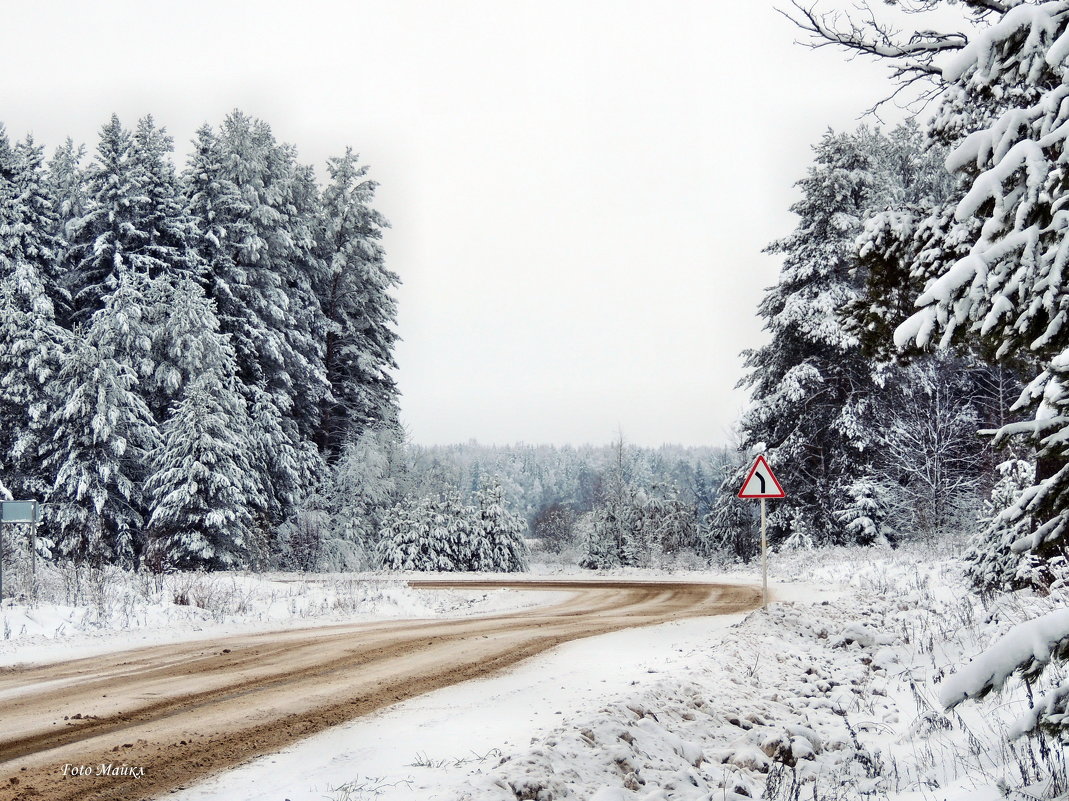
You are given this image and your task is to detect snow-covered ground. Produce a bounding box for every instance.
[6,547,1068,800]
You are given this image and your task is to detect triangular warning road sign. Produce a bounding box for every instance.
[738,454,785,499]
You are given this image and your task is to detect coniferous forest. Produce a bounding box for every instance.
[0,111,400,571]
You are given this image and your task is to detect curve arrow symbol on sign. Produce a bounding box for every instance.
[737,455,785,499]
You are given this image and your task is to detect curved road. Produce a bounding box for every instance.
[0,579,760,801]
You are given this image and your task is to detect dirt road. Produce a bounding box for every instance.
[0,579,760,801]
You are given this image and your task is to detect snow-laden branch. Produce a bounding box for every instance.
[939,607,1069,713]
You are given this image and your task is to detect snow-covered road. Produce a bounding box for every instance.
[1,578,761,801]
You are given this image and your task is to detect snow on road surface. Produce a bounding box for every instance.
[1,576,760,801]
[173,552,1069,801]
[169,579,823,801]
[172,598,769,801]
[0,570,570,669]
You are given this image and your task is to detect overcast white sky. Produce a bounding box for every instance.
[2,2,933,447]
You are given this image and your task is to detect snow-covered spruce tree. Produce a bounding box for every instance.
[834,476,892,547]
[207,112,327,432]
[0,131,70,497]
[473,481,528,572]
[886,7,1069,584]
[144,277,227,414]
[964,458,1037,593]
[2,135,68,316]
[377,494,464,572]
[142,372,262,571]
[376,498,426,571]
[703,472,759,562]
[185,113,328,526]
[140,276,263,570]
[129,116,201,285]
[65,115,192,326]
[46,138,87,250]
[315,148,400,457]
[42,281,160,565]
[737,128,890,546]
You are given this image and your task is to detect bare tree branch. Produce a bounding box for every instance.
[778,1,978,115]
[781,2,967,76]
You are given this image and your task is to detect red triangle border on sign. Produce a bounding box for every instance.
[737,454,786,499]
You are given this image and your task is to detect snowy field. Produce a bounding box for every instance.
[4,546,1068,800]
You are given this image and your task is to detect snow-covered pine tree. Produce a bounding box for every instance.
[186,112,328,525]
[0,131,69,497]
[315,148,400,456]
[703,472,759,562]
[737,128,887,546]
[183,124,247,292]
[3,136,68,316]
[42,280,160,565]
[143,371,261,571]
[65,115,173,324]
[144,276,242,416]
[46,138,87,249]
[964,458,1036,593]
[137,273,263,570]
[888,7,1069,583]
[208,112,327,417]
[835,476,892,546]
[377,499,425,571]
[129,116,201,285]
[377,494,458,571]
[473,481,528,572]
[847,123,958,362]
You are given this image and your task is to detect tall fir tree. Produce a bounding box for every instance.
[0,132,69,497]
[737,129,886,545]
[129,116,201,285]
[42,276,160,565]
[143,371,262,571]
[315,148,400,456]
[46,137,87,246]
[187,112,329,524]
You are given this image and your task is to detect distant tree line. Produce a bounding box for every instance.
[357,438,740,570]
[0,111,399,571]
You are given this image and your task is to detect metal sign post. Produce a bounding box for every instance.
[738,456,785,610]
[761,498,768,607]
